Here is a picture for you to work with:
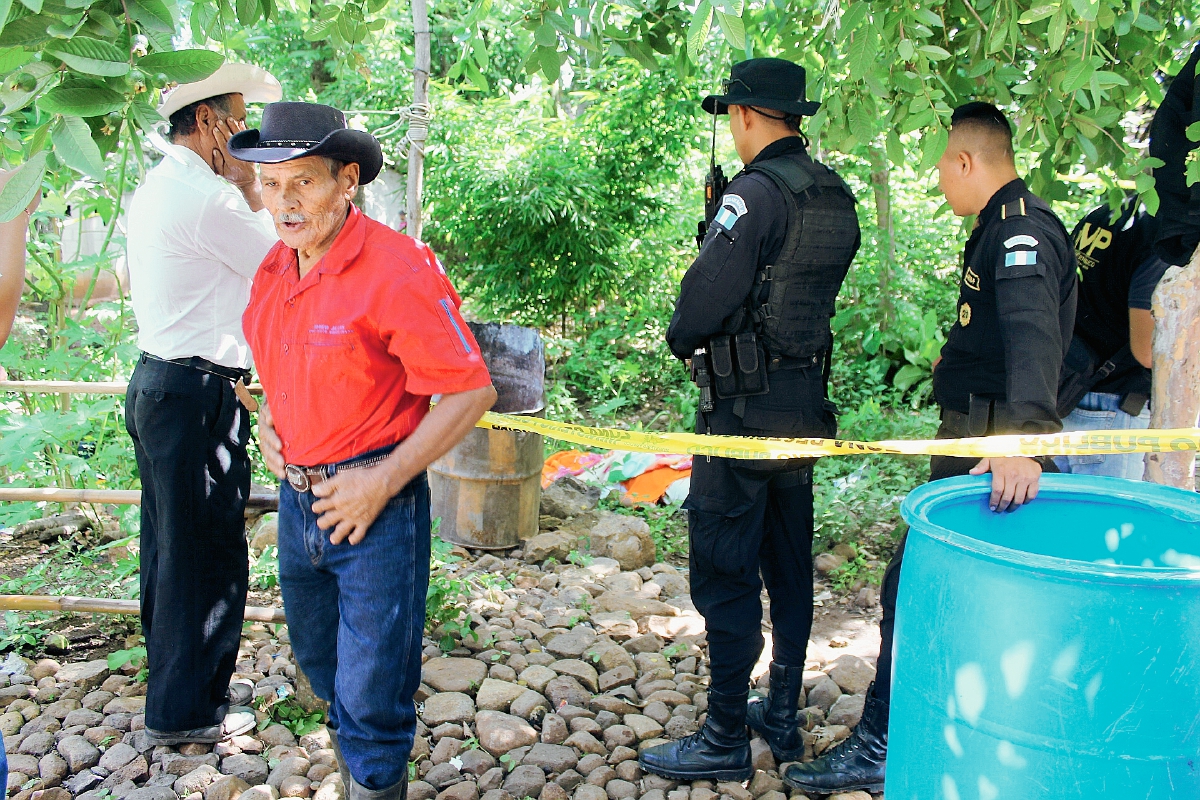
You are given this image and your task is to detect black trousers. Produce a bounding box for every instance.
[875,450,1059,705]
[687,453,815,697]
[125,355,251,732]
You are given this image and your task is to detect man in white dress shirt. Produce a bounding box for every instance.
[125,62,281,745]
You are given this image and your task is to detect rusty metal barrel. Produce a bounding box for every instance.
[429,323,545,549]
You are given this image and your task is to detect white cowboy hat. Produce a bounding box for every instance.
[157,62,282,119]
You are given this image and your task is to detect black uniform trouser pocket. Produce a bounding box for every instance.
[686,456,814,695]
[125,358,251,732]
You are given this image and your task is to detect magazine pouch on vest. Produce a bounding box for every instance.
[709,333,769,399]
[745,152,860,360]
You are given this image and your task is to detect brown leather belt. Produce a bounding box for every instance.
[284,452,392,493]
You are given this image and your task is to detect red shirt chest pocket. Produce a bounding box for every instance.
[302,332,371,380]
[294,332,375,434]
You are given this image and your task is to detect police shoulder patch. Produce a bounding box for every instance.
[1004,250,1037,267]
[1004,234,1039,249]
[723,194,748,216]
[963,266,981,291]
[713,193,748,230]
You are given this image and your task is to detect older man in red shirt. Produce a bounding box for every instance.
[233,103,495,800]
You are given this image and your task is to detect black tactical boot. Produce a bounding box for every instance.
[782,682,888,794]
[639,688,753,781]
[746,662,805,762]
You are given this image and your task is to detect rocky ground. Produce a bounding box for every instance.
[1,478,885,800]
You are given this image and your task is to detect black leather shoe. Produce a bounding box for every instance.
[746,662,805,762]
[348,773,407,800]
[143,708,256,746]
[228,678,254,707]
[639,688,753,782]
[330,728,409,800]
[783,682,888,794]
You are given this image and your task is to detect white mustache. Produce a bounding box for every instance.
[276,212,306,224]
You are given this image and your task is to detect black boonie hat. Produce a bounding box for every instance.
[228,102,383,185]
[703,57,821,117]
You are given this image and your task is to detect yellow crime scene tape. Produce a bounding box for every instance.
[478,412,1200,460]
[0,381,1196,461]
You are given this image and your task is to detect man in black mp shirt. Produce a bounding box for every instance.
[785,102,1077,795]
[1054,200,1168,480]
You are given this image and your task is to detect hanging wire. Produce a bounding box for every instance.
[347,104,434,160]
[397,102,433,159]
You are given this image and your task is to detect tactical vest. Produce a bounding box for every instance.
[744,152,859,360]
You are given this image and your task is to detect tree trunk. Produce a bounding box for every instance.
[1145,250,1200,489]
[866,147,895,331]
[406,0,431,240]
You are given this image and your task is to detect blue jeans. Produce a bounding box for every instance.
[278,469,430,791]
[1053,391,1151,481]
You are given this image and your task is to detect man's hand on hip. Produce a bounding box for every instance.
[308,384,498,546]
[256,402,286,479]
[970,456,1042,512]
[311,466,397,545]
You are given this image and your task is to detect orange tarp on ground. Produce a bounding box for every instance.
[541,450,604,488]
[543,449,691,505]
[620,465,692,506]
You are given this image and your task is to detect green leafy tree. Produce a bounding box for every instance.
[423,63,697,327]
[0,0,232,218]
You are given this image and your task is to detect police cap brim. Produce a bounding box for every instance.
[702,94,821,116]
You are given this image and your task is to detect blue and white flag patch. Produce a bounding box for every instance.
[713,194,748,230]
[1004,234,1039,249]
[1004,250,1037,267]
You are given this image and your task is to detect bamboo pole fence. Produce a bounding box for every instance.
[0,594,285,622]
[0,379,277,509]
[0,380,263,395]
[0,488,278,507]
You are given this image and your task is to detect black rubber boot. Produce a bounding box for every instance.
[783,682,888,794]
[746,662,805,762]
[639,688,753,781]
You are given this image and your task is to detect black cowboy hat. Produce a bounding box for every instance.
[228,102,383,185]
[703,57,821,117]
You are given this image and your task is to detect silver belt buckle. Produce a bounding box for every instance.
[285,464,311,493]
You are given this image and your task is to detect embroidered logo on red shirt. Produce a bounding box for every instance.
[310,324,352,336]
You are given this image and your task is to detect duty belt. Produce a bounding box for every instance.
[765,352,821,372]
[939,395,1020,438]
[285,451,393,493]
[939,408,980,438]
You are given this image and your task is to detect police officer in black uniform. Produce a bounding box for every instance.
[1054,200,1167,479]
[639,58,860,782]
[1149,39,1200,267]
[786,102,1077,795]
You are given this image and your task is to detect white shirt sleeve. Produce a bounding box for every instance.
[194,184,278,278]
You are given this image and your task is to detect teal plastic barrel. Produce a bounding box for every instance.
[889,474,1200,798]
